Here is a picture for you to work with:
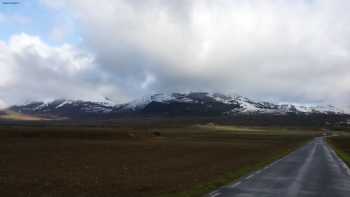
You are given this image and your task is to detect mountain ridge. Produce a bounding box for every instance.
[8,92,346,119]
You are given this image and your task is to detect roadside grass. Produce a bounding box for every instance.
[327,137,350,167]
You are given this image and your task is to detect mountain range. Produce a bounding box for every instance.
[7,92,345,119]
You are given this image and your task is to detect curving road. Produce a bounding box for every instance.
[207,137,350,197]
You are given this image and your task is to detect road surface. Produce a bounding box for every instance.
[207,137,350,197]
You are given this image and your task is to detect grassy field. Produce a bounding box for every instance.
[327,136,350,167]
[0,123,316,197]
[193,123,321,135]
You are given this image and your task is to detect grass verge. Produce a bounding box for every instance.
[327,137,350,167]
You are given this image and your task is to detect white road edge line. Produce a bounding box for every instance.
[210,192,221,197]
[208,190,219,196]
[229,181,241,188]
[245,174,255,180]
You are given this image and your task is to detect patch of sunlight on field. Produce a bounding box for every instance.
[0,110,43,121]
[196,124,264,132]
[194,123,320,135]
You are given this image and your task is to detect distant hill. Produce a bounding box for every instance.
[8,92,346,120]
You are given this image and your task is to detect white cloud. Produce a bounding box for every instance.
[0,33,125,106]
[40,0,350,107]
[0,99,6,109]
[3,0,350,110]
[0,40,16,87]
[8,33,93,75]
[141,72,156,89]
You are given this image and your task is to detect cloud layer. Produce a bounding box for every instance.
[2,0,350,109]
[0,33,126,106]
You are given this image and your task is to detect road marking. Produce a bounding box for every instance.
[245,174,255,180]
[229,181,241,188]
[210,191,221,197]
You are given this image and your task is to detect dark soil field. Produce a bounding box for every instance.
[0,123,315,197]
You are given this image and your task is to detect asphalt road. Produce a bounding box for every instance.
[207,137,350,197]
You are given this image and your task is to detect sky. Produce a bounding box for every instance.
[0,0,350,110]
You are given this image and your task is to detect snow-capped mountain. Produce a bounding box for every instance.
[10,99,116,118]
[8,92,346,118]
[117,92,344,114]
[278,103,344,114]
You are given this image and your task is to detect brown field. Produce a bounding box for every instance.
[0,123,315,197]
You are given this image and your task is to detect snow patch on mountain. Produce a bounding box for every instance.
[56,100,74,108]
[122,93,195,110]
[278,103,344,114]
[34,102,49,111]
[120,92,346,114]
